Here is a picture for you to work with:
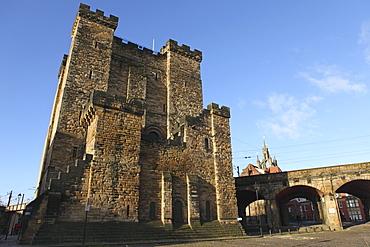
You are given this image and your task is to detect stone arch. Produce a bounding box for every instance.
[275,185,323,226]
[143,125,165,142]
[336,179,370,221]
[236,189,266,228]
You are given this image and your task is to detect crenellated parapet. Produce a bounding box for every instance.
[78,3,118,29]
[207,103,230,118]
[114,37,159,56]
[72,3,118,36]
[49,154,93,193]
[160,39,202,62]
[80,90,144,128]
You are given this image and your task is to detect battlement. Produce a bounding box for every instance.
[81,90,144,127]
[160,39,202,62]
[77,3,118,30]
[114,37,157,56]
[207,103,230,118]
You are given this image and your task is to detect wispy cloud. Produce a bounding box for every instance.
[299,65,367,94]
[359,20,370,63]
[256,93,322,140]
[237,97,246,109]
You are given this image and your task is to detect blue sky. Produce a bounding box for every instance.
[1,0,370,205]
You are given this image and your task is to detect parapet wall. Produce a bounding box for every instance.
[207,103,230,118]
[80,90,145,128]
[77,3,119,30]
[161,39,202,62]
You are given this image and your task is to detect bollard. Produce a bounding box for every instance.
[279,229,282,235]
[260,227,263,236]
[288,229,291,234]
[269,229,272,236]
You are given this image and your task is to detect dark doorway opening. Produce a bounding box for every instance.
[173,200,183,224]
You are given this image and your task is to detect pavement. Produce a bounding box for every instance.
[1,222,369,246]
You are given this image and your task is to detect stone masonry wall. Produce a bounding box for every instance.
[208,103,238,221]
[34,4,238,230]
[37,4,118,196]
[161,39,203,137]
[77,91,144,222]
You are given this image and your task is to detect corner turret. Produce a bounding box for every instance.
[71,4,118,37]
[207,103,230,118]
[160,39,202,62]
[77,3,118,29]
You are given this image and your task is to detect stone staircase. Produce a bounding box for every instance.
[31,220,244,245]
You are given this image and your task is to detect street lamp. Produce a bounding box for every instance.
[254,182,262,235]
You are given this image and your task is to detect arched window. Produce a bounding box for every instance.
[150,202,156,219]
[148,131,160,142]
[143,126,164,143]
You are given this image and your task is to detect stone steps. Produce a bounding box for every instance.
[31,220,243,245]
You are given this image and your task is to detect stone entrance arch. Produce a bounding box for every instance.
[276,185,323,226]
[336,179,370,221]
[236,189,266,229]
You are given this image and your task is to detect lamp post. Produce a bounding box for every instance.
[254,182,262,235]
[17,193,22,210]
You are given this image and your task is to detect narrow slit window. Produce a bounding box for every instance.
[72,147,78,158]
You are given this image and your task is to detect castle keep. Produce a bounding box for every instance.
[20,4,240,244]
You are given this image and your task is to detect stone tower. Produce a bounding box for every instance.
[21,4,240,244]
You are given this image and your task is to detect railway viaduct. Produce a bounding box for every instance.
[235,162,370,230]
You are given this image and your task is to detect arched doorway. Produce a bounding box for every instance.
[173,200,184,223]
[205,201,211,221]
[149,202,156,220]
[276,185,323,226]
[336,179,370,223]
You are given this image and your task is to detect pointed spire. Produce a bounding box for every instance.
[256,154,261,169]
[273,156,278,167]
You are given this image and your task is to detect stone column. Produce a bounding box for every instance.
[161,171,173,228]
[265,199,281,230]
[361,198,370,221]
[321,194,342,230]
[187,174,200,227]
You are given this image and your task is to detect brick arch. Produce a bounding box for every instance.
[275,185,324,226]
